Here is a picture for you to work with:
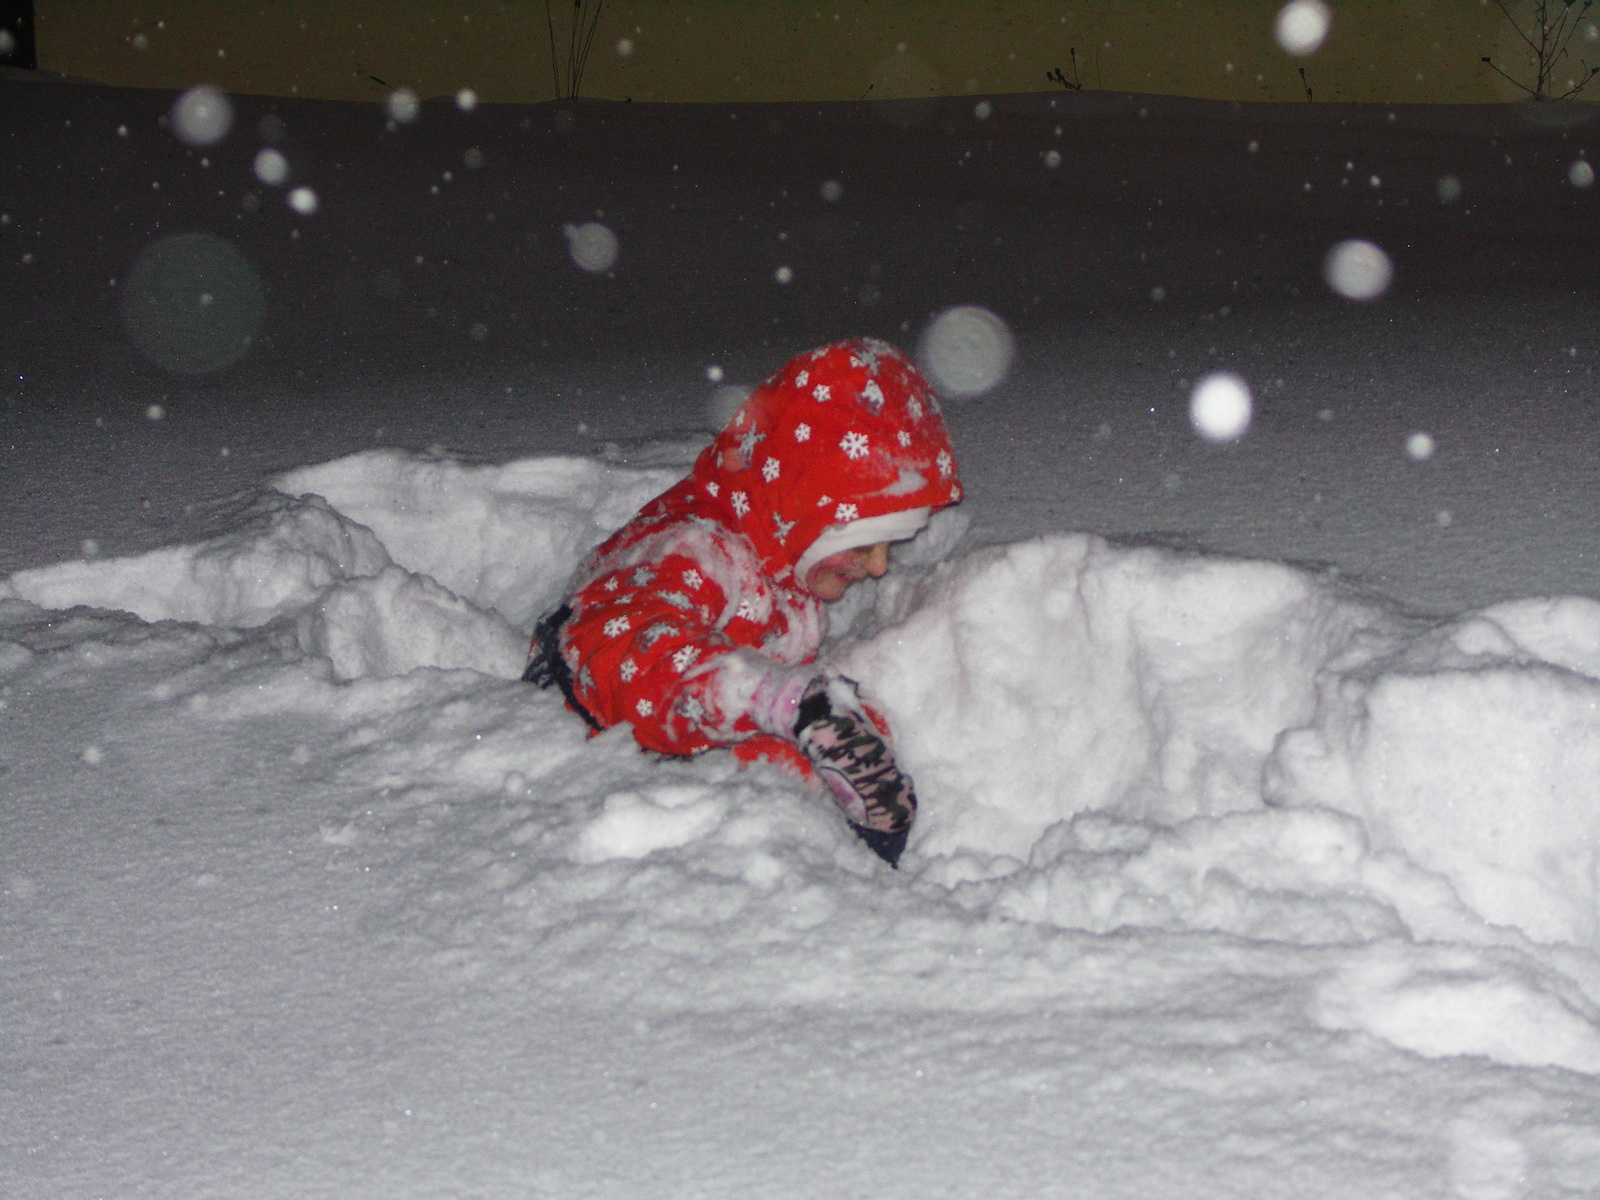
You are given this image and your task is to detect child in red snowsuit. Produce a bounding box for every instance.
[525,339,962,866]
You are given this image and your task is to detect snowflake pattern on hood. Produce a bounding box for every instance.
[690,338,962,583]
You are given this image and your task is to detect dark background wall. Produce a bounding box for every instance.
[25,1,1583,105]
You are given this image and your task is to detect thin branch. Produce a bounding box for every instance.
[1482,54,1535,97]
[1487,0,1597,100]
[1556,63,1600,100]
[567,0,579,98]
[574,0,607,98]
[544,0,561,99]
[1493,0,1544,61]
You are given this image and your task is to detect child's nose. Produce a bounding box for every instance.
[863,544,890,577]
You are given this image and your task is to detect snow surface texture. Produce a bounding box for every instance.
[9,448,1600,1071]
[7,445,1600,1196]
[5,78,1600,1199]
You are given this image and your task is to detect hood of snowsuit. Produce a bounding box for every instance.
[686,338,962,584]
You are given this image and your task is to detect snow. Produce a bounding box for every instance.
[170,85,234,148]
[918,304,1017,399]
[565,220,621,273]
[1275,1,1333,57]
[4,74,1600,1198]
[1189,370,1254,441]
[252,146,289,186]
[1323,237,1394,301]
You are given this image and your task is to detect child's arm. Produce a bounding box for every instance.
[561,551,770,755]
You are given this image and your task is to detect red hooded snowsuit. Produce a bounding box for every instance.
[543,338,962,760]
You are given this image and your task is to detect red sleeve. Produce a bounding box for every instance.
[561,552,753,756]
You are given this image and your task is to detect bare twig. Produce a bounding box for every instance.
[1486,0,1597,100]
[544,0,561,98]
[544,0,607,100]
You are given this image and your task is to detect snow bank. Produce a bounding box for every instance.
[840,535,1390,857]
[3,449,682,682]
[1272,598,1600,947]
[5,494,390,628]
[844,534,1600,953]
[274,449,682,629]
[6,447,1600,1076]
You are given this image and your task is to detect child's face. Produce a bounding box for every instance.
[804,542,891,601]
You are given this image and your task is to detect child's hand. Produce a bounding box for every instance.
[791,676,917,867]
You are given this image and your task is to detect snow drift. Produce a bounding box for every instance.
[5,446,1600,1076]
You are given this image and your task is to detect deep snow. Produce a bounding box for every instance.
[4,72,1600,1198]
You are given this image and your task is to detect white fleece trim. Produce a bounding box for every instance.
[795,507,931,581]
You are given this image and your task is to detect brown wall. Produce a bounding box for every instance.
[33,1,1589,105]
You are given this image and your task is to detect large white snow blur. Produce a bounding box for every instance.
[171,85,234,147]
[1323,238,1393,301]
[253,148,289,186]
[1189,372,1253,443]
[918,305,1016,399]
[565,221,620,272]
[387,88,420,123]
[1274,0,1332,56]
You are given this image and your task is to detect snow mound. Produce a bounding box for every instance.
[1272,597,1600,947]
[840,534,1600,955]
[274,449,682,628]
[1312,941,1600,1073]
[6,494,390,628]
[293,564,526,682]
[6,449,1600,1075]
[840,535,1389,858]
[1,449,682,683]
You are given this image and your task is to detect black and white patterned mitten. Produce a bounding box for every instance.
[791,676,918,867]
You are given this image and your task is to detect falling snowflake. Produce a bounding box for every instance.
[620,658,638,681]
[761,457,781,482]
[682,568,703,591]
[859,380,885,412]
[835,502,860,522]
[840,431,869,460]
[936,450,953,477]
[731,491,750,516]
[795,423,811,442]
[813,384,832,402]
[672,645,699,673]
[773,512,796,542]
[603,616,631,637]
[636,699,654,717]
